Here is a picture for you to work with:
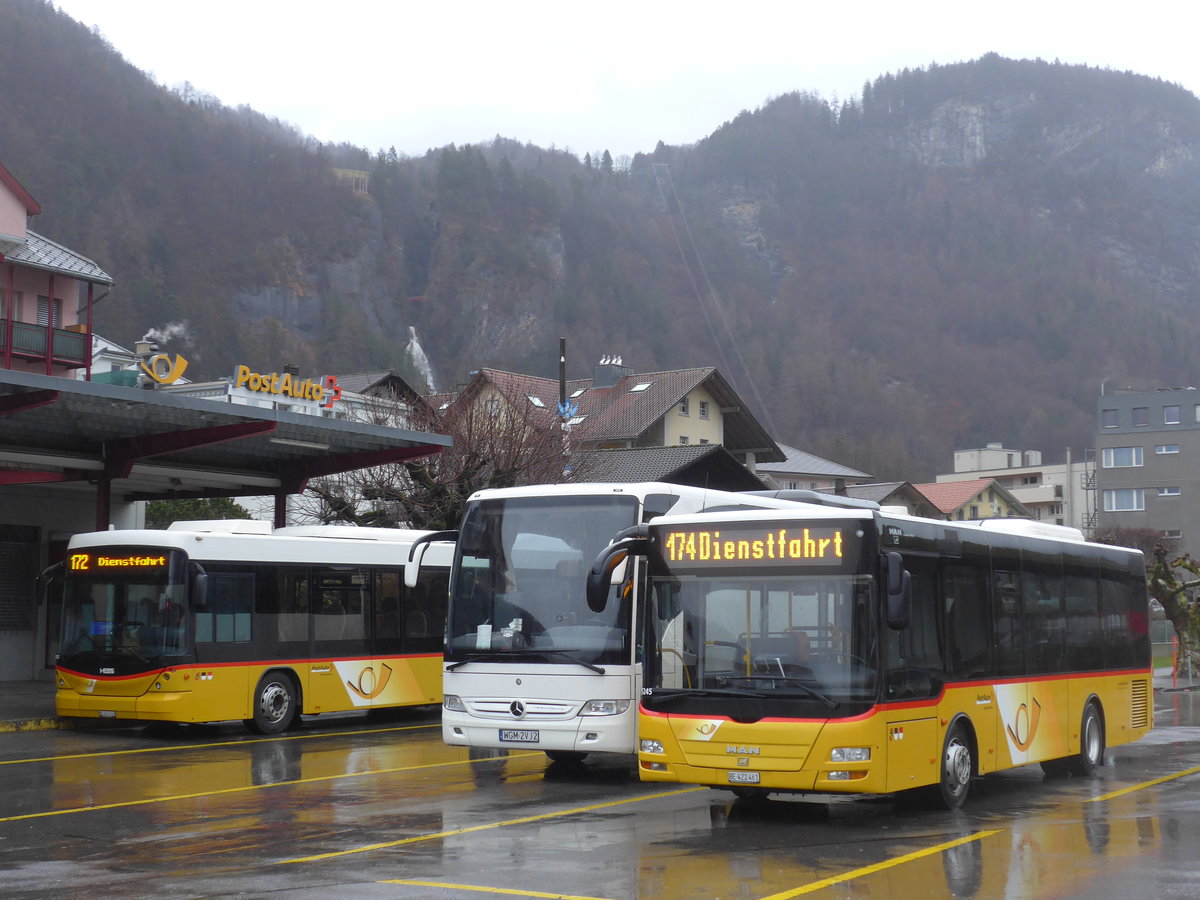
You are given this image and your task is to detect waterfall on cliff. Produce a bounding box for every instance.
[405,326,437,393]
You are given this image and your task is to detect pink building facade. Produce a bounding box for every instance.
[1,162,113,377]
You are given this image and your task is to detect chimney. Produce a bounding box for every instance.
[593,354,633,388]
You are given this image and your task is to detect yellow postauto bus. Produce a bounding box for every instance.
[586,494,1152,808]
[45,521,452,732]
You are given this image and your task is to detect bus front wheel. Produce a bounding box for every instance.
[246,672,297,734]
[934,722,974,810]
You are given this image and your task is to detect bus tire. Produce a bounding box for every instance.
[1068,700,1105,777]
[246,671,298,734]
[934,721,974,810]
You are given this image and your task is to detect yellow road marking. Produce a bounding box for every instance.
[379,880,615,900]
[281,787,706,864]
[1087,763,1200,802]
[0,752,542,823]
[0,722,439,767]
[757,830,1002,899]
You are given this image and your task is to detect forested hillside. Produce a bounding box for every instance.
[4,0,1200,480]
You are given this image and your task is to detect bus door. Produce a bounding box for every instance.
[311,566,372,712]
[1019,542,1069,765]
[942,561,998,772]
[367,567,444,708]
[991,543,1032,769]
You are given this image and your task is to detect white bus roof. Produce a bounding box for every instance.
[67,524,455,566]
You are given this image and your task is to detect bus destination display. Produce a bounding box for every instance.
[69,553,169,571]
[660,525,847,567]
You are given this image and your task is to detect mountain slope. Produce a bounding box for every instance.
[3,2,1199,480]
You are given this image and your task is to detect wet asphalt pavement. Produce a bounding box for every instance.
[2,693,1200,899]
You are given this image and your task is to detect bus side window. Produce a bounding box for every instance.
[407,571,448,653]
[374,570,402,648]
[884,557,944,699]
[943,564,992,678]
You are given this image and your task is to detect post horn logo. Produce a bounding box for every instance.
[346,663,393,700]
[139,353,189,385]
[1006,697,1043,752]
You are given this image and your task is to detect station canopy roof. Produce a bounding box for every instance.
[0,368,451,504]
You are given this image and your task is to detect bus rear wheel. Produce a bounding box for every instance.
[245,672,297,734]
[1069,701,1105,776]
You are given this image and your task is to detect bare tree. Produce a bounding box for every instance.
[1096,526,1193,672]
[300,389,586,531]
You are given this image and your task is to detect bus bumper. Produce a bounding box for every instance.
[442,707,636,755]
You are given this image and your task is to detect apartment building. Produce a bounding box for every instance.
[934,443,1090,532]
[1095,387,1200,553]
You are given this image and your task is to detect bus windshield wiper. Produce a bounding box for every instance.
[113,645,153,665]
[446,649,605,674]
[648,688,771,702]
[723,676,839,709]
[534,649,605,674]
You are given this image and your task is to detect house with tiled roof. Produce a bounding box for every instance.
[757,443,872,492]
[449,357,785,473]
[835,481,934,516]
[1,161,113,376]
[911,478,1030,521]
[570,445,768,491]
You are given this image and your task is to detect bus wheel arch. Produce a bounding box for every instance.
[1070,697,1105,776]
[246,669,300,734]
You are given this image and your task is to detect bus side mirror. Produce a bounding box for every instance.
[406,544,426,589]
[190,563,208,611]
[406,530,459,588]
[586,533,647,613]
[885,551,911,630]
[37,561,64,606]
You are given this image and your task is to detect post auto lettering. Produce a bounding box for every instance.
[234,364,329,403]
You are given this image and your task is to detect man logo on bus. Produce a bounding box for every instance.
[346,663,393,700]
[1006,697,1043,752]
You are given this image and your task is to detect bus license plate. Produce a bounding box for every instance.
[499,729,539,743]
[727,771,760,784]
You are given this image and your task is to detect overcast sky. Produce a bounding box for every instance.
[53,0,1200,162]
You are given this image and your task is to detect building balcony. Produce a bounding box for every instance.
[1007,483,1063,505]
[0,319,88,369]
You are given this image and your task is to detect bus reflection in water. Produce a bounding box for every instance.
[588,494,1152,809]
[46,521,453,732]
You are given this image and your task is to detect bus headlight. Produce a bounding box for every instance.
[580,699,630,716]
[443,694,466,712]
[640,739,664,754]
[831,747,871,762]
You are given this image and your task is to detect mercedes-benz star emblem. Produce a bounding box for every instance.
[510,700,526,718]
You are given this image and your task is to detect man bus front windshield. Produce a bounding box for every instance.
[446,494,640,667]
[645,572,879,706]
